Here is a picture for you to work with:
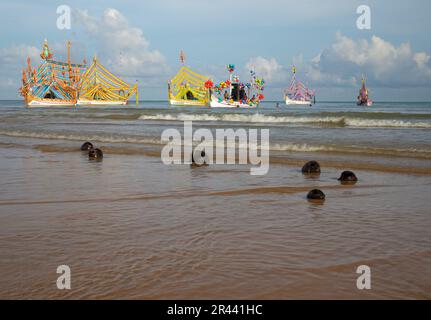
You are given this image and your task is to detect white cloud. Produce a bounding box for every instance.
[0,45,39,66]
[0,44,40,98]
[308,33,431,87]
[74,8,168,77]
[243,33,431,97]
[246,56,286,82]
[414,52,431,72]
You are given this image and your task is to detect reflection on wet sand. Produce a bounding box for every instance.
[0,145,430,299]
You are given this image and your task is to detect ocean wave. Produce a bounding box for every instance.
[343,118,431,128]
[270,143,336,153]
[139,113,431,128]
[299,111,431,120]
[269,143,431,158]
[0,130,161,145]
[1,129,430,159]
[96,113,143,121]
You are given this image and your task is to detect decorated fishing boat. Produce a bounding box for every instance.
[209,65,265,108]
[357,76,373,107]
[78,56,138,106]
[20,40,86,107]
[284,66,315,106]
[168,51,211,107]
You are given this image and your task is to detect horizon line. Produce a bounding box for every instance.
[0,99,431,104]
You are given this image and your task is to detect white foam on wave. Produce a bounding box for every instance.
[270,143,337,153]
[1,129,430,158]
[139,113,344,124]
[0,130,162,145]
[343,118,431,128]
[270,142,431,158]
[139,113,431,128]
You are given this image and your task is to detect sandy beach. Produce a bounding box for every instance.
[0,101,430,299]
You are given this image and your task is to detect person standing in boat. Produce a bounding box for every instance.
[239,86,246,102]
[243,93,248,104]
[224,90,229,101]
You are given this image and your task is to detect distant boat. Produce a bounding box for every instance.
[78,56,138,106]
[209,65,265,109]
[20,40,86,107]
[168,51,211,107]
[284,66,315,106]
[357,76,373,107]
[168,66,211,107]
[20,39,139,107]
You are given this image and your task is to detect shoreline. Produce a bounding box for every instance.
[1,139,431,175]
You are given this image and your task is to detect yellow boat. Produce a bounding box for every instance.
[78,56,138,106]
[168,52,211,107]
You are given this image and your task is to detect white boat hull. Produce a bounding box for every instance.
[169,99,208,107]
[27,99,76,107]
[357,99,373,107]
[77,99,128,106]
[210,96,257,109]
[285,97,313,106]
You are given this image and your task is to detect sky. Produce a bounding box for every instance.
[1,0,431,101]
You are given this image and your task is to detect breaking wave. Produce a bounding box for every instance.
[0,129,161,145]
[139,113,431,128]
[270,143,431,158]
[1,129,430,159]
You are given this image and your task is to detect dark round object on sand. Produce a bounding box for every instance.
[302,161,321,174]
[338,171,358,183]
[307,189,326,201]
[81,142,94,151]
[89,148,103,160]
[191,150,209,167]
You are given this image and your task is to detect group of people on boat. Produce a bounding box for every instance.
[221,85,259,105]
[222,90,259,105]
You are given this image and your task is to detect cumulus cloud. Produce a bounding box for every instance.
[0,45,39,67]
[246,56,286,82]
[307,33,431,87]
[0,44,40,97]
[74,8,168,77]
[243,33,431,99]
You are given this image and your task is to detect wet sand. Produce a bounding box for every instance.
[0,144,430,299]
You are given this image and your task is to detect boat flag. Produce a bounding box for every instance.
[180,50,186,65]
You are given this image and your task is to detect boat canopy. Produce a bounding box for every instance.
[79,56,138,103]
[285,67,315,102]
[169,66,210,103]
[20,40,86,101]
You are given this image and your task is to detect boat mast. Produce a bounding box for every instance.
[290,66,297,99]
[67,41,71,65]
[67,41,72,87]
[229,73,233,98]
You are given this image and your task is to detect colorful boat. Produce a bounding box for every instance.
[357,76,373,107]
[284,66,315,106]
[168,51,211,107]
[209,65,265,108]
[20,40,86,107]
[78,56,138,106]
